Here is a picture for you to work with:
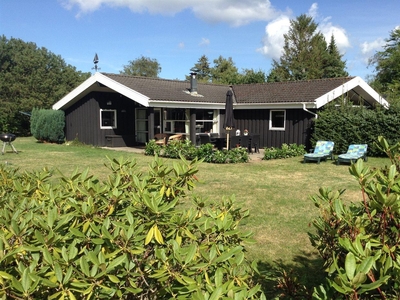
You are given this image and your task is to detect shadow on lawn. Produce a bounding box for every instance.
[255,252,325,299]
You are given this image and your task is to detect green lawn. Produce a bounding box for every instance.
[1,137,391,295]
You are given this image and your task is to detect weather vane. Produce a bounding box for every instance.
[92,53,100,72]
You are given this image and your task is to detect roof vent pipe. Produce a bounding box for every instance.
[190,72,198,94]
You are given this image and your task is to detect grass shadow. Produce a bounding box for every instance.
[255,251,326,299]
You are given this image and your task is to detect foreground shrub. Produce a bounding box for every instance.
[145,139,249,163]
[263,143,306,160]
[0,155,264,299]
[309,136,400,299]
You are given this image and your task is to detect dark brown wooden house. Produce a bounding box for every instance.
[53,72,388,148]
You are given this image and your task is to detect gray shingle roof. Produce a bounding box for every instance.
[103,73,355,104]
[232,77,355,103]
[103,73,228,103]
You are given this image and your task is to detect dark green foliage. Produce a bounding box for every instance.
[120,55,161,77]
[0,155,265,299]
[369,27,400,102]
[311,104,400,157]
[30,108,65,143]
[188,55,266,84]
[267,15,348,82]
[145,139,249,163]
[263,143,306,160]
[0,36,90,135]
[309,137,400,299]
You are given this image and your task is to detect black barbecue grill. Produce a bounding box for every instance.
[0,133,18,154]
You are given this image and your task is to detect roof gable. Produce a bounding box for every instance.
[52,73,388,110]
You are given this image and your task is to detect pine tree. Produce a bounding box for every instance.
[188,55,212,82]
[324,35,348,78]
[267,14,347,82]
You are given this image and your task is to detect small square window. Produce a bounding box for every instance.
[270,110,285,130]
[100,109,117,129]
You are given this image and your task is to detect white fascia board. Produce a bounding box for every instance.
[149,101,316,110]
[52,73,150,110]
[97,73,150,107]
[314,77,389,109]
[52,74,98,110]
[148,101,224,109]
[234,102,317,110]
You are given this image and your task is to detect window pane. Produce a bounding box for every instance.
[271,111,285,129]
[101,110,116,128]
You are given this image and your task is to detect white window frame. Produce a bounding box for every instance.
[269,110,286,131]
[100,109,117,129]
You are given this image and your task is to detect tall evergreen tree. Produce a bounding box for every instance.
[0,36,90,135]
[369,27,400,102]
[187,55,212,82]
[267,14,347,82]
[120,55,161,78]
[211,56,239,84]
[324,35,349,78]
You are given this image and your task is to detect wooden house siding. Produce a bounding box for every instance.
[65,92,137,147]
[233,109,314,148]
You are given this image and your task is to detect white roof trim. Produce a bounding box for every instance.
[314,76,389,109]
[52,72,150,110]
[148,100,224,109]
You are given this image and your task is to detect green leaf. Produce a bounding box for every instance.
[106,254,127,272]
[185,244,197,265]
[21,268,32,292]
[54,262,63,283]
[358,256,374,274]
[108,274,120,283]
[80,257,90,277]
[345,252,356,280]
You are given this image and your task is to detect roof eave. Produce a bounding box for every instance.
[53,73,150,110]
[314,76,389,109]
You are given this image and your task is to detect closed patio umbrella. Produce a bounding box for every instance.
[224,89,235,150]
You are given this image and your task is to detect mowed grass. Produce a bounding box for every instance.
[1,137,392,292]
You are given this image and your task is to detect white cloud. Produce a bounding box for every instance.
[258,3,351,60]
[178,42,185,49]
[360,38,385,63]
[256,15,290,60]
[61,0,280,25]
[308,3,318,19]
[199,38,210,46]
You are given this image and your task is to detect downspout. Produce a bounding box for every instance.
[302,103,318,119]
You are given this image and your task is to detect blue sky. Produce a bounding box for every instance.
[1,0,399,81]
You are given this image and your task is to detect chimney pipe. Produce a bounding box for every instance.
[190,72,197,93]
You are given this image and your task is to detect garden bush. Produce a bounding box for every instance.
[311,103,400,156]
[309,136,400,299]
[0,155,264,299]
[30,108,65,143]
[263,143,306,160]
[145,140,249,163]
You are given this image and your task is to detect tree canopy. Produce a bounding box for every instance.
[369,27,400,102]
[120,55,161,77]
[188,55,266,85]
[267,14,348,82]
[0,35,90,135]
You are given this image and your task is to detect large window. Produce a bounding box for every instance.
[163,108,188,133]
[100,109,117,129]
[195,109,215,133]
[270,110,285,130]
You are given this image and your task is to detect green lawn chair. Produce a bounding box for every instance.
[303,141,335,164]
[337,144,368,165]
